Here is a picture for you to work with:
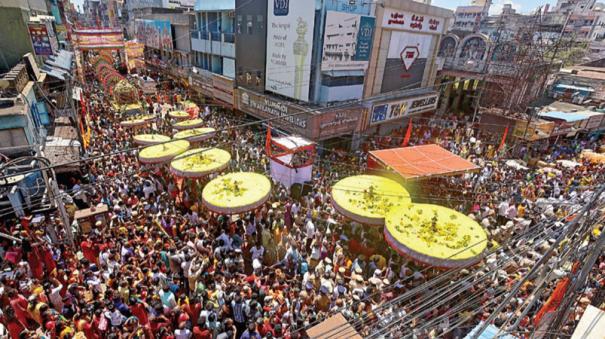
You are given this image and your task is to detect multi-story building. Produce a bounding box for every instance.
[452,5,488,33]
[187,0,453,144]
[189,0,236,107]
[363,0,453,135]
[0,0,50,72]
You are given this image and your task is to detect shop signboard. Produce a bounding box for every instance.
[313,106,362,140]
[212,74,235,106]
[28,23,53,56]
[265,0,316,101]
[191,70,214,97]
[237,88,312,136]
[321,11,375,71]
[370,93,438,125]
[512,120,554,141]
[382,8,445,34]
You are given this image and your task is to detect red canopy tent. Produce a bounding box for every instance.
[368,144,480,180]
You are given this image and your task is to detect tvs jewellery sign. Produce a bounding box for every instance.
[370,93,439,125]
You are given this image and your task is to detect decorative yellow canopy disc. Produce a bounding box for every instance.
[168,110,189,119]
[120,114,155,127]
[202,172,271,214]
[138,140,190,164]
[173,118,205,130]
[331,175,411,226]
[133,134,171,146]
[170,148,231,178]
[112,102,143,112]
[384,204,488,268]
[173,128,216,142]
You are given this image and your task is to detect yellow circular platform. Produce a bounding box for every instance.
[173,128,216,143]
[384,204,488,268]
[133,134,171,146]
[120,114,155,128]
[173,118,205,130]
[138,140,190,164]
[170,148,231,178]
[202,172,271,214]
[168,110,189,120]
[331,175,411,225]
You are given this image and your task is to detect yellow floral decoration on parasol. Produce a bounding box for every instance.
[202,172,271,214]
[138,140,190,164]
[170,148,231,178]
[384,204,488,268]
[331,175,411,226]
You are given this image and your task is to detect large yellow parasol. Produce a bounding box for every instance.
[331,175,411,226]
[173,118,205,130]
[173,128,216,143]
[384,204,488,268]
[120,114,155,128]
[138,140,190,164]
[168,110,190,120]
[170,148,231,178]
[133,134,171,146]
[202,172,271,214]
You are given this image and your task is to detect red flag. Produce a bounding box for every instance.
[533,277,570,327]
[402,119,412,147]
[265,124,272,156]
[498,126,509,151]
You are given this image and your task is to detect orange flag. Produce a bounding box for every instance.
[265,124,272,156]
[402,119,412,147]
[498,126,509,151]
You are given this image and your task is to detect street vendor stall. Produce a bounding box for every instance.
[368,144,480,181]
[269,136,315,188]
[202,172,271,214]
[331,175,411,226]
[384,204,488,268]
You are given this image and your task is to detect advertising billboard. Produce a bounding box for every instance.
[381,31,434,93]
[135,19,173,51]
[28,23,53,56]
[370,93,439,125]
[265,0,316,102]
[321,11,375,71]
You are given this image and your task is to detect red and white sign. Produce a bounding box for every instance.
[382,8,445,33]
[400,46,419,71]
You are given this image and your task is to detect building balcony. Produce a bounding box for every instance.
[191,30,235,58]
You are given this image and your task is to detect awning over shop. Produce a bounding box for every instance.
[368,144,480,180]
[41,50,74,80]
[554,83,595,92]
[539,111,593,123]
[322,70,366,77]
[43,136,82,173]
[46,50,74,71]
[464,322,517,339]
[305,313,362,339]
[571,305,605,339]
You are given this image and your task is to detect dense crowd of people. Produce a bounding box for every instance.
[0,70,604,339]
